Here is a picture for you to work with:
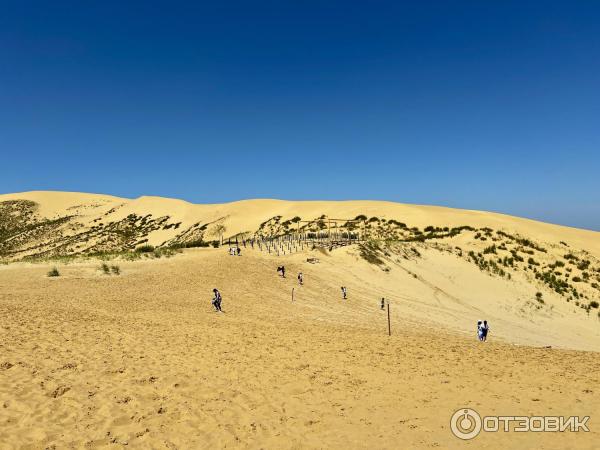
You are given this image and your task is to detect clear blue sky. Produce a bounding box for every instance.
[1,1,599,230]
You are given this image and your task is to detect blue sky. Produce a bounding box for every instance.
[1,1,599,230]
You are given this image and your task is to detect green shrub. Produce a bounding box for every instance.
[577,260,590,271]
[135,244,155,253]
[47,267,60,277]
[180,240,211,248]
[590,301,599,309]
[111,265,120,275]
[101,263,110,274]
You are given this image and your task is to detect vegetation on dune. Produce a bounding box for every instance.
[3,197,600,321]
[135,244,155,253]
[358,241,384,266]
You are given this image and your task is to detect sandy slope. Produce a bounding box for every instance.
[1,248,599,449]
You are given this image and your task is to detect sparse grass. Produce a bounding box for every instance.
[483,245,497,254]
[359,242,384,265]
[47,267,60,277]
[152,248,178,258]
[536,292,544,303]
[99,263,121,275]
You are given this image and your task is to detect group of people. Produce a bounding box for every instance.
[211,264,492,343]
[477,320,490,341]
[228,247,241,256]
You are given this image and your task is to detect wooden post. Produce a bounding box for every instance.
[292,287,294,302]
[387,302,391,336]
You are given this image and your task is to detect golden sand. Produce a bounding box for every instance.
[1,248,599,449]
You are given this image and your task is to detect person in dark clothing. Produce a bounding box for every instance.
[298,272,303,285]
[277,266,286,277]
[341,286,347,299]
[236,247,241,256]
[381,298,385,310]
[482,320,490,341]
[212,288,222,312]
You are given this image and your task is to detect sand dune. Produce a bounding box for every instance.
[1,249,599,449]
[1,191,598,254]
[1,191,600,448]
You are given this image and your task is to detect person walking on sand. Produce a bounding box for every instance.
[482,320,490,341]
[477,320,484,341]
[212,288,222,312]
[236,247,241,256]
[277,266,286,278]
[341,286,347,300]
[298,272,303,285]
[381,298,385,310]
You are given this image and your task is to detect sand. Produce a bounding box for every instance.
[1,248,599,449]
[1,191,600,448]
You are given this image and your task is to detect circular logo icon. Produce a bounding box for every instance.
[450,408,482,440]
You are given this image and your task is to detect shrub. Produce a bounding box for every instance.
[111,265,120,275]
[179,240,210,248]
[577,260,590,271]
[135,244,155,253]
[101,263,110,274]
[483,245,497,254]
[590,301,599,309]
[572,277,582,283]
[47,267,60,277]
